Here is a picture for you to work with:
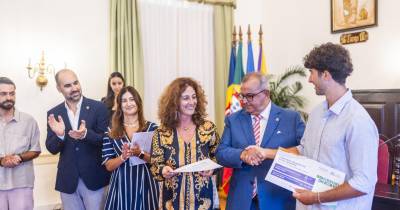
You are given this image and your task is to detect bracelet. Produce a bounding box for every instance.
[317,192,322,204]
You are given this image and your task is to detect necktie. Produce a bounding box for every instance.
[252,114,262,197]
[253,115,262,146]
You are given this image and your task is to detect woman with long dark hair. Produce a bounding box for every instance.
[102,86,159,210]
[101,72,125,120]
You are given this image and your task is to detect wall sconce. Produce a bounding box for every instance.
[26,51,55,91]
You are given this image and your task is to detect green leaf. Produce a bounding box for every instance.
[269,65,308,119]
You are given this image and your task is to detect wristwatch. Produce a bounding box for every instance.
[138,150,145,159]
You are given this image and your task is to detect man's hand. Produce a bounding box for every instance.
[240,148,263,166]
[246,145,266,159]
[1,155,21,168]
[68,120,87,140]
[293,189,318,205]
[48,114,65,137]
[246,145,286,160]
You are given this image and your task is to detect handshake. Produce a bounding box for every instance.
[240,145,272,166]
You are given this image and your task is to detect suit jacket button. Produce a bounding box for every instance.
[75,147,79,151]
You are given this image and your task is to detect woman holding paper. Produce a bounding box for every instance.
[102,86,159,210]
[150,77,220,210]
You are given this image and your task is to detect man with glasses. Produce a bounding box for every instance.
[0,77,41,210]
[216,72,305,210]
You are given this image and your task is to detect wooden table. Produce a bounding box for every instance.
[373,183,400,210]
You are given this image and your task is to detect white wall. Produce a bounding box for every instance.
[2,0,399,208]
[0,0,109,208]
[235,0,400,112]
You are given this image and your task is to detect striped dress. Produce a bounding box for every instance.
[102,122,159,210]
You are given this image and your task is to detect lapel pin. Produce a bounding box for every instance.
[86,106,90,110]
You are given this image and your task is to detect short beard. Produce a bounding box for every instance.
[315,89,324,96]
[0,101,15,110]
[67,92,82,103]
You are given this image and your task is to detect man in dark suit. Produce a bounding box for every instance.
[216,72,305,210]
[46,69,110,210]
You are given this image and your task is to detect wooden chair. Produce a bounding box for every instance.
[377,134,394,184]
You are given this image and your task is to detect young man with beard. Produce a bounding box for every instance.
[46,69,110,210]
[248,43,379,210]
[0,77,41,210]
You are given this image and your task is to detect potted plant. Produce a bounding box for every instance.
[269,65,308,120]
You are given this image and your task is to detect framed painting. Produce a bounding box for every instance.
[331,0,377,33]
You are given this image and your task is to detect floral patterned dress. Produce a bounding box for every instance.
[151,120,220,210]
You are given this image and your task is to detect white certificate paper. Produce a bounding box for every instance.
[265,149,345,206]
[173,159,222,173]
[129,131,154,166]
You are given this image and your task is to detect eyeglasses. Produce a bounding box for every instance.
[239,89,266,102]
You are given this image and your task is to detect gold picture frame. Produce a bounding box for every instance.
[331,0,377,33]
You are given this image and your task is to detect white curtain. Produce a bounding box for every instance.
[138,0,215,123]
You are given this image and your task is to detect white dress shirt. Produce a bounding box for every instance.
[58,97,84,140]
[251,101,271,144]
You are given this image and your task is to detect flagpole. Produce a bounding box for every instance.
[232,26,237,47]
[246,24,255,73]
[239,25,243,41]
[247,24,252,41]
[257,24,268,75]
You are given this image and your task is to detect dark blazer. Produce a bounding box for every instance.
[46,97,110,194]
[216,103,305,210]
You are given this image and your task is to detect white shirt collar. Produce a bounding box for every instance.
[64,97,83,130]
[253,101,271,120]
[64,96,83,113]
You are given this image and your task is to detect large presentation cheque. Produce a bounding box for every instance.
[265,149,345,206]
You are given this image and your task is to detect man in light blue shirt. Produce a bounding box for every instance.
[247,43,378,210]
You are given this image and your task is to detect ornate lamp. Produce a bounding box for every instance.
[26,51,55,91]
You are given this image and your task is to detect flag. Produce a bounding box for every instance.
[233,40,245,84]
[257,41,268,75]
[222,37,245,196]
[227,43,236,85]
[225,38,243,116]
[246,40,255,73]
[225,34,240,115]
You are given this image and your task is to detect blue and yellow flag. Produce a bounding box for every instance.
[257,40,268,75]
